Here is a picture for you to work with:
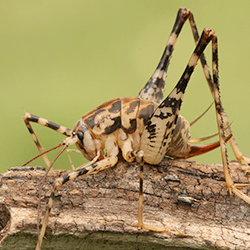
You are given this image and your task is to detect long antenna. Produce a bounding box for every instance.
[22,142,64,166]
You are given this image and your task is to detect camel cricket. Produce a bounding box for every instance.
[21,7,250,250]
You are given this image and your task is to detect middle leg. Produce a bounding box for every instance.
[36,154,118,250]
[23,111,72,168]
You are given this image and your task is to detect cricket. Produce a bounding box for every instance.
[21,7,250,250]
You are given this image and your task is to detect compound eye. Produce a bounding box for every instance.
[76,131,84,142]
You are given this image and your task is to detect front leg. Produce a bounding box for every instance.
[35,155,118,250]
[23,111,72,168]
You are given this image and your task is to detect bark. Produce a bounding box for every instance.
[0,159,250,250]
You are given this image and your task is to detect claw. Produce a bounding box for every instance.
[230,183,250,204]
[237,156,250,174]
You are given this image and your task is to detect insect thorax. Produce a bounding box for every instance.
[73,97,158,160]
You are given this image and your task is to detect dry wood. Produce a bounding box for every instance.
[0,159,250,249]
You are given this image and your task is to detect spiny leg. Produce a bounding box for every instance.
[35,155,118,250]
[189,115,233,143]
[23,111,72,168]
[187,10,250,170]
[184,104,234,158]
[210,35,250,203]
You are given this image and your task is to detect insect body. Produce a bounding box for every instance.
[64,97,220,165]
[22,7,250,250]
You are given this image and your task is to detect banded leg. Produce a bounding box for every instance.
[137,7,226,159]
[138,7,250,170]
[209,35,250,202]
[35,155,118,250]
[137,29,215,233]
[141,29,215,165]
[137,7,190,104]
[187,10,250,169]
[23,111,72,168]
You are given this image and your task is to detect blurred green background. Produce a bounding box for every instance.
[1,0,250,172]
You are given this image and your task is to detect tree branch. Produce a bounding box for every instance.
[0,159,250,249]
